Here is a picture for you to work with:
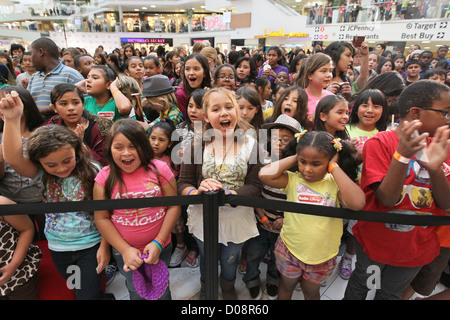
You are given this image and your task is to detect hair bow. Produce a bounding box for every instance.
[294,129,308,143]
[331,138,343,152]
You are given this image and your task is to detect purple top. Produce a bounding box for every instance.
[257,64,289,89]
[175,83,188,119]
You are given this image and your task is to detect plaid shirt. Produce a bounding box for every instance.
[156,104,184,127]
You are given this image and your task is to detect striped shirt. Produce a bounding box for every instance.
[27,61,84,109]
[258,157,286,234]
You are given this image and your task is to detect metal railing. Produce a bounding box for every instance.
[303,1,449,25]
[2,189,450,300]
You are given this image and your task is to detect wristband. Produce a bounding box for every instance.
[259,216,268,224]
[151,239,163,253]
[154,237,165,247]
[328,163,339,173]
[393,150,410,164]
[224,188,231,195]
[187,188,197,195]
[111,89,121,96]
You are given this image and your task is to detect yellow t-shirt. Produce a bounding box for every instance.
[346,124,379,183]
[345,124,378,150]
[281,171,342,265]
[263,107,273,120]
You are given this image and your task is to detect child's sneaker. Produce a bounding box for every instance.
[249,286,262,300]
[169,245,187,267]
[105,264,117,286]
[266,284,278,300]
[339,255,354,280]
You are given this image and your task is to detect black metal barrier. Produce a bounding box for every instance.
[1,190,450,300]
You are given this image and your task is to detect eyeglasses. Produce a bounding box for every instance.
[218,76,235,81]
[270,136,292,145]
[420,107,450,119]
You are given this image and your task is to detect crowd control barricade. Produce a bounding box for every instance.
[1,189,450,300]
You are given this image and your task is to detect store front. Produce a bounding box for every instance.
[103,11,215,34]
[255,27,313,54]
[120,37,174,53]
[191,37,215,47]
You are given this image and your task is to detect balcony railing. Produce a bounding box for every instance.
[305,1,449,25]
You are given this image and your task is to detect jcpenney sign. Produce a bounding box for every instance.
[309,20,448,42]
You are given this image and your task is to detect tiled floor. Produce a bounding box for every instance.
[105,244,447,300]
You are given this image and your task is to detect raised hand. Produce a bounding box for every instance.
[74,123,85,140]
[0,91,23,120]
[395,120,428,159]
[422,125,450,172]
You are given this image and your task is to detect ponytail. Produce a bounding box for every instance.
[283,131,360,182]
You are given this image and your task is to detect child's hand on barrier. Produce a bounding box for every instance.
[198,178,223,193]
[0,91,23,120]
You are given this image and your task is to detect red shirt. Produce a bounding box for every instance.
[353,130,448,267]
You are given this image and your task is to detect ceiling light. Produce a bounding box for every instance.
[142,7,147,9]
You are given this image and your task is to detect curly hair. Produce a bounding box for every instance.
[397,80,450,118]
[26,125,97,199]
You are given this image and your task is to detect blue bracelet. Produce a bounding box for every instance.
[224,188,231,195]
[187,188,197,196]
[152,239,163,252]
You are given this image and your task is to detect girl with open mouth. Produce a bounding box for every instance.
[175,54,211,119]
[178,87,263,300]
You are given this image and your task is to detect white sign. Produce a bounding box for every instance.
[309,20,449,42]
[50,32,120,55]
[204,15,226,31]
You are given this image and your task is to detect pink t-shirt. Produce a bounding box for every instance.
[305,89,335,116]
[95,160,174,251]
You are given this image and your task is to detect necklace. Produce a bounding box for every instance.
[216,140,234,175]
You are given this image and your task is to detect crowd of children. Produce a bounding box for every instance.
[0,38,449,301]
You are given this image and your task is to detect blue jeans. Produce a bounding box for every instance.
[242,223,280,288]
[50,243,103,300]
[195,236,245,282]
[112,242,172,300]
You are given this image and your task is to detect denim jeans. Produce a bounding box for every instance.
[242,223,280,288]
[50,243,103,300]
[112,242,172,300]
[194,236,245,282]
